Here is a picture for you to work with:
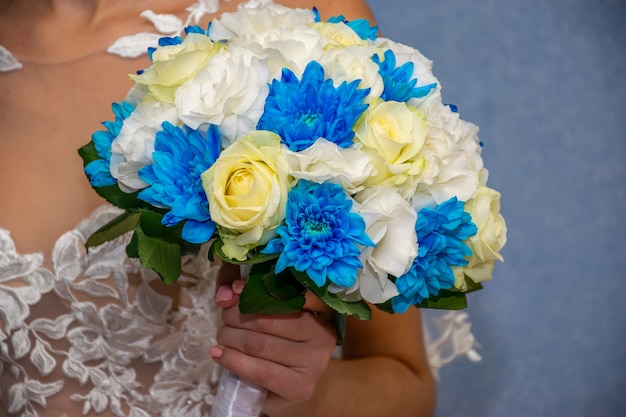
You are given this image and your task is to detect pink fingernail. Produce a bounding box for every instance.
[209,346,223,359]
[216,286,233,302]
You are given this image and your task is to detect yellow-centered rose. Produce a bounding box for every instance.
[312,22,366,49]
[129,34,224,103]
[355,99,427,188]
[454,186,507,289]
[201,130,289,261]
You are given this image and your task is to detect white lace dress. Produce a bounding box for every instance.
[0,2,480,416]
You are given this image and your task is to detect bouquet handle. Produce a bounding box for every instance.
[210,369,267,417]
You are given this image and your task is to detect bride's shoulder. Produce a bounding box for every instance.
[279,0,376,21]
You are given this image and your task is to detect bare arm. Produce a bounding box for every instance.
[282,0,378,22]
[266,307,436,417]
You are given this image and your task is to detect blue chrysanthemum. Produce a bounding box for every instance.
[391,197,478,313]
[185,25,209,35]
[327,15,378,40]
[262,181,375,288]
[138,122,220,244]
[372,50,437,102]
[257,61,370,152]
[84,101,135,187]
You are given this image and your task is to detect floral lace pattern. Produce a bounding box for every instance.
[1,206,223,417]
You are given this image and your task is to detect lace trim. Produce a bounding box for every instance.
[0,45,23,72]
[0,0,277,71]
[421,310,481,377]
[1,206,225,416]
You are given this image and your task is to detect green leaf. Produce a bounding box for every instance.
[209,238,279,265]
[135,226,181,285]
[290,269,372,320]
[138,209,183,240]
[78,142,99,165]
[86,211,140,248]
[375,299,395,315]
[95,185,140,210]
[126,231,139,259]
[334,313,346,346]
[416,291,468,310]
[181,240,201,256]
[239,272,306,315]
[464,276,484,293]
[258,265,305,301]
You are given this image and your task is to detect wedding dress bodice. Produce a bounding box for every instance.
[0,1,481,416]
[0,206,224,417]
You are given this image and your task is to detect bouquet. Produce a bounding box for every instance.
[79,3,507,416]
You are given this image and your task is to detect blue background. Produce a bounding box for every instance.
[367,0,626,416]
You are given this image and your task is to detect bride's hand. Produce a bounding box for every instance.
[211,264,338,411]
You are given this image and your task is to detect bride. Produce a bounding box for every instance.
[0,1,476,415]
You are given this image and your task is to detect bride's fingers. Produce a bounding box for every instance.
[210,343,322,405]
[216,262,240,288]
[221,307,336,342]
[214,325,333,368]
[214,278,246,309]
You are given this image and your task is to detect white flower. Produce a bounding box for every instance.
[201,131,289,261]
[128,33,223,103]
[209,3,324,79]
[318,45,384,101]
[209,3,316,42]
[175,45,270,146]
[330,186,418,304]
[313,21,367,49]
[411,103,484,211]
[373,38,440,107]
[109,100,179,192]
[283,138,375,194]
[454,184,507,289]
[237,26,326,80]
[355,99,428,196]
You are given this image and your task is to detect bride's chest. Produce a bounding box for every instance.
[0,57,148,254]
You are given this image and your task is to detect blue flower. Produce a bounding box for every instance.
[147,35,184,61]
[138,122,220,244]
[262,181,375,288]
[391,197,477,313]
[185,25,209,35]
[84,101,135,187]
[327,15,378,40]
[257,61,370,152]
[373,50,437,102]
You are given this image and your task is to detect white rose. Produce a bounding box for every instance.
[201,130,289,261]
[109,100,179,192]
[175,46,270,146]
[129,33,223,103]
[355,99,428,196]
[329,186,417,304]
[313,21,367,49]
[318,45,384,101]
[283,138,375,194]
[454,185,507,290]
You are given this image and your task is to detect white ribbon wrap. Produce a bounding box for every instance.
[210,370,268,417]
